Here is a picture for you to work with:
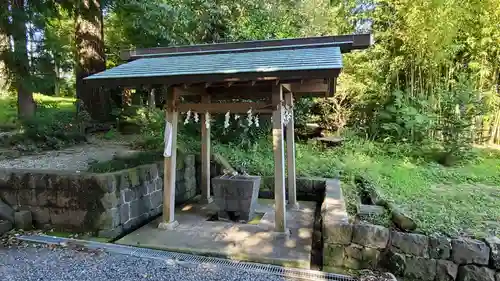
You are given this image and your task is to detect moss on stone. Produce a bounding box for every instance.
[86,150,190,173]
[324,244,345,267]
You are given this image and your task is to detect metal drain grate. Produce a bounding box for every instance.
[18,234,355,281]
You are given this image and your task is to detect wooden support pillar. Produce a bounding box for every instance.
[200,93,213,204]
[148,87,156,110]
[284,90,298,209]
[159,87,179,230]
[272,85,287,233]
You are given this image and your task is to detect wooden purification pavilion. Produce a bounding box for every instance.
[84,33,372,233]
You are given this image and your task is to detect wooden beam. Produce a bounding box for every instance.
[207,85,272,100]
[272,85,286,233]
[200,93,213,204]
[204,79,329,99]
[177,102,272,113]
[159,87,179,230]
[281,83,292,93]
[284,90,298,209]
[290,79,328,93]
[327,78,336,97]
[173,86,203,96]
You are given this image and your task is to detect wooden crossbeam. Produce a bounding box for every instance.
[178,79,329,98]
[290,79,328,93]
[177,102,273,113]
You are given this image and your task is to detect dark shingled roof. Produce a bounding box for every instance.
[86,46,342,80]
[84,34,372,86]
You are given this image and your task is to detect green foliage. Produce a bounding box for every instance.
[127,108,164,150]
[129,105,272,151]
[313,95,354,133]
[15,110,84,151]
[0,96,18,131]
[103,128,118,140]
[42,5,75,96]
[2,0,500,144]
[293,98,316,128]
[210,113,272,150]
[373,89,435,143]
[104,0,340,63]
[331,0,500,147]
[435,79,487,165]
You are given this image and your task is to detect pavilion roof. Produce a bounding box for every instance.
[84,34,372,87]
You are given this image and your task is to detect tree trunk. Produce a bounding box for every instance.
[0,19,8,91]
[12,0,35,119]
[75,0,109,121]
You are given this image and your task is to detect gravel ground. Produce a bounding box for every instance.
[0,136,140,171]
[0,247,302,281]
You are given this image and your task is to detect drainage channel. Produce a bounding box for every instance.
[18,234,355,281]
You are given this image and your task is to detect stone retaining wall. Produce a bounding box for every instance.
[0,155,197,238]
[322,180,500,281]
[258,176,326,201]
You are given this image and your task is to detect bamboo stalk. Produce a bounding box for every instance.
[489,111,500,144]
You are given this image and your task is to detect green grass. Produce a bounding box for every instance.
[211,136,500,238]
[87,150,164,173]
[0,94,82,152]
[0,95,18,131]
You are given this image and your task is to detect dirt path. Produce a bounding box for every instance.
[0,134,142,172]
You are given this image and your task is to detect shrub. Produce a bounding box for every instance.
[372,89,436,144]
[132,106,272,151]
[434,79,487,165]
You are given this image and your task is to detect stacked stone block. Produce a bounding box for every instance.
[258,176,326,201]
[322,179,500,281]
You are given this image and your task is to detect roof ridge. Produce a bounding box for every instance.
[121,33,373,61]
[134,42,347,59]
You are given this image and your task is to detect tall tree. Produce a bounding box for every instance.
[75,0,109,121]
[11,0,35,119]
[0,1,9,91]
